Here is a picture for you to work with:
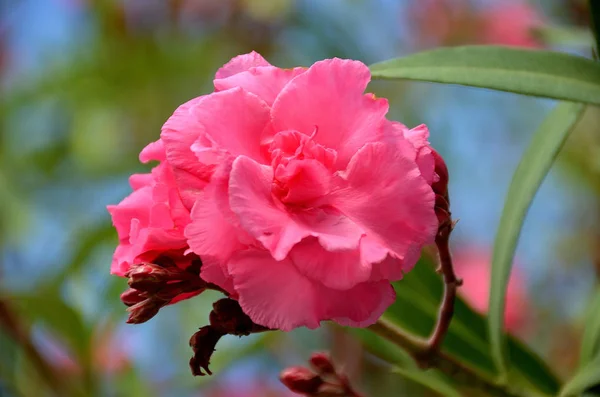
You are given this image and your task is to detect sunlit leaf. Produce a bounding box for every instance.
[369,46,600,105]
[489,102,585,377]
[352,256,559,395]
[580,288,600,366]
[392,367,463,397]
[560,356,600,397]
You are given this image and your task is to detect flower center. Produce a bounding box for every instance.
[268,128,337,206]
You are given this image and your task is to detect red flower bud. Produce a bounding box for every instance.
[120,288,145,307]
[279,367,323,395]
[126,298,164,324]
[309,352,335,375]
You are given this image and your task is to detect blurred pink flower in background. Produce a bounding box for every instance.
[40,324,129,376]
[453,247,529,333]
[206,382,292,397]
[409,0,544,48]
[477,2,544,48]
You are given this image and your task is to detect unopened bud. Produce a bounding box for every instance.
[126,263,180,291]
[280,367,323,395]
[120,288,145,307]
[309,352,335,375]
[126,298,164,324]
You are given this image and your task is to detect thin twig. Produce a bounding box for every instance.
[423,220,462,359]
[0,299,67,396]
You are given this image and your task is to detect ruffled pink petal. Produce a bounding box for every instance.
[185,190,245,262]
[108,186,153,240]
[139,139,166,163]
[161,96,213,209]
[189,88,271,163]
[274,158,332,205]
[214,66,306,105]
[215,51,271,79]
[331,142,437,269]
[289,237,370,290]
[129,173,153,191]
[331,280,395,327]
[199,256,237,297]
[271,58,388,168]
[110,244,135,276]
[228,250,395,331]
[385,122,435,185]
[229,156,362,260]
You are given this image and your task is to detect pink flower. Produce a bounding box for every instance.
[111,52,441,331]
[108,142,191,277]
[477,2,544,48]
[164,52,439,331]
[453,247,529,332]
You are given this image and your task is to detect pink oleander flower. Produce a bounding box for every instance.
[454,247,529,332]
[109,52,441,331]
[477,2,544,48]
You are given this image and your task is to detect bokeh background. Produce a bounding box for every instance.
[0,0,598,396]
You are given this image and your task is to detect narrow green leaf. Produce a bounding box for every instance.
[369,46,600,105]
[392,367,463,397]
[580,288,600,366]
[560,356,600,397]
[489,102,585,377]
[353,256,559,395]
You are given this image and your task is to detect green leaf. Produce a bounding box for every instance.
[392,367,463,397]
[560,356,600,397]
[369,46,600,105]
[488,102,585,377]
[580,288,600,366]
[348,327,414,368]
[352,256,560,395]
[349,327,462,397]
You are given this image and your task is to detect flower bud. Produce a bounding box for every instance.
[120,288,145,307]
[309,352,335,375]
[126,262,184,291]
[126,298,164,324]
[279,367,323,395]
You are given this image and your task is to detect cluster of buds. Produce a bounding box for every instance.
[280,353,364,397]
[120,256,208,324]
[189,299,270,376]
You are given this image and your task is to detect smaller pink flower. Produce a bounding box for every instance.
[477,2,544,48]
[453,247,529,332]
[107,142,191,277]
